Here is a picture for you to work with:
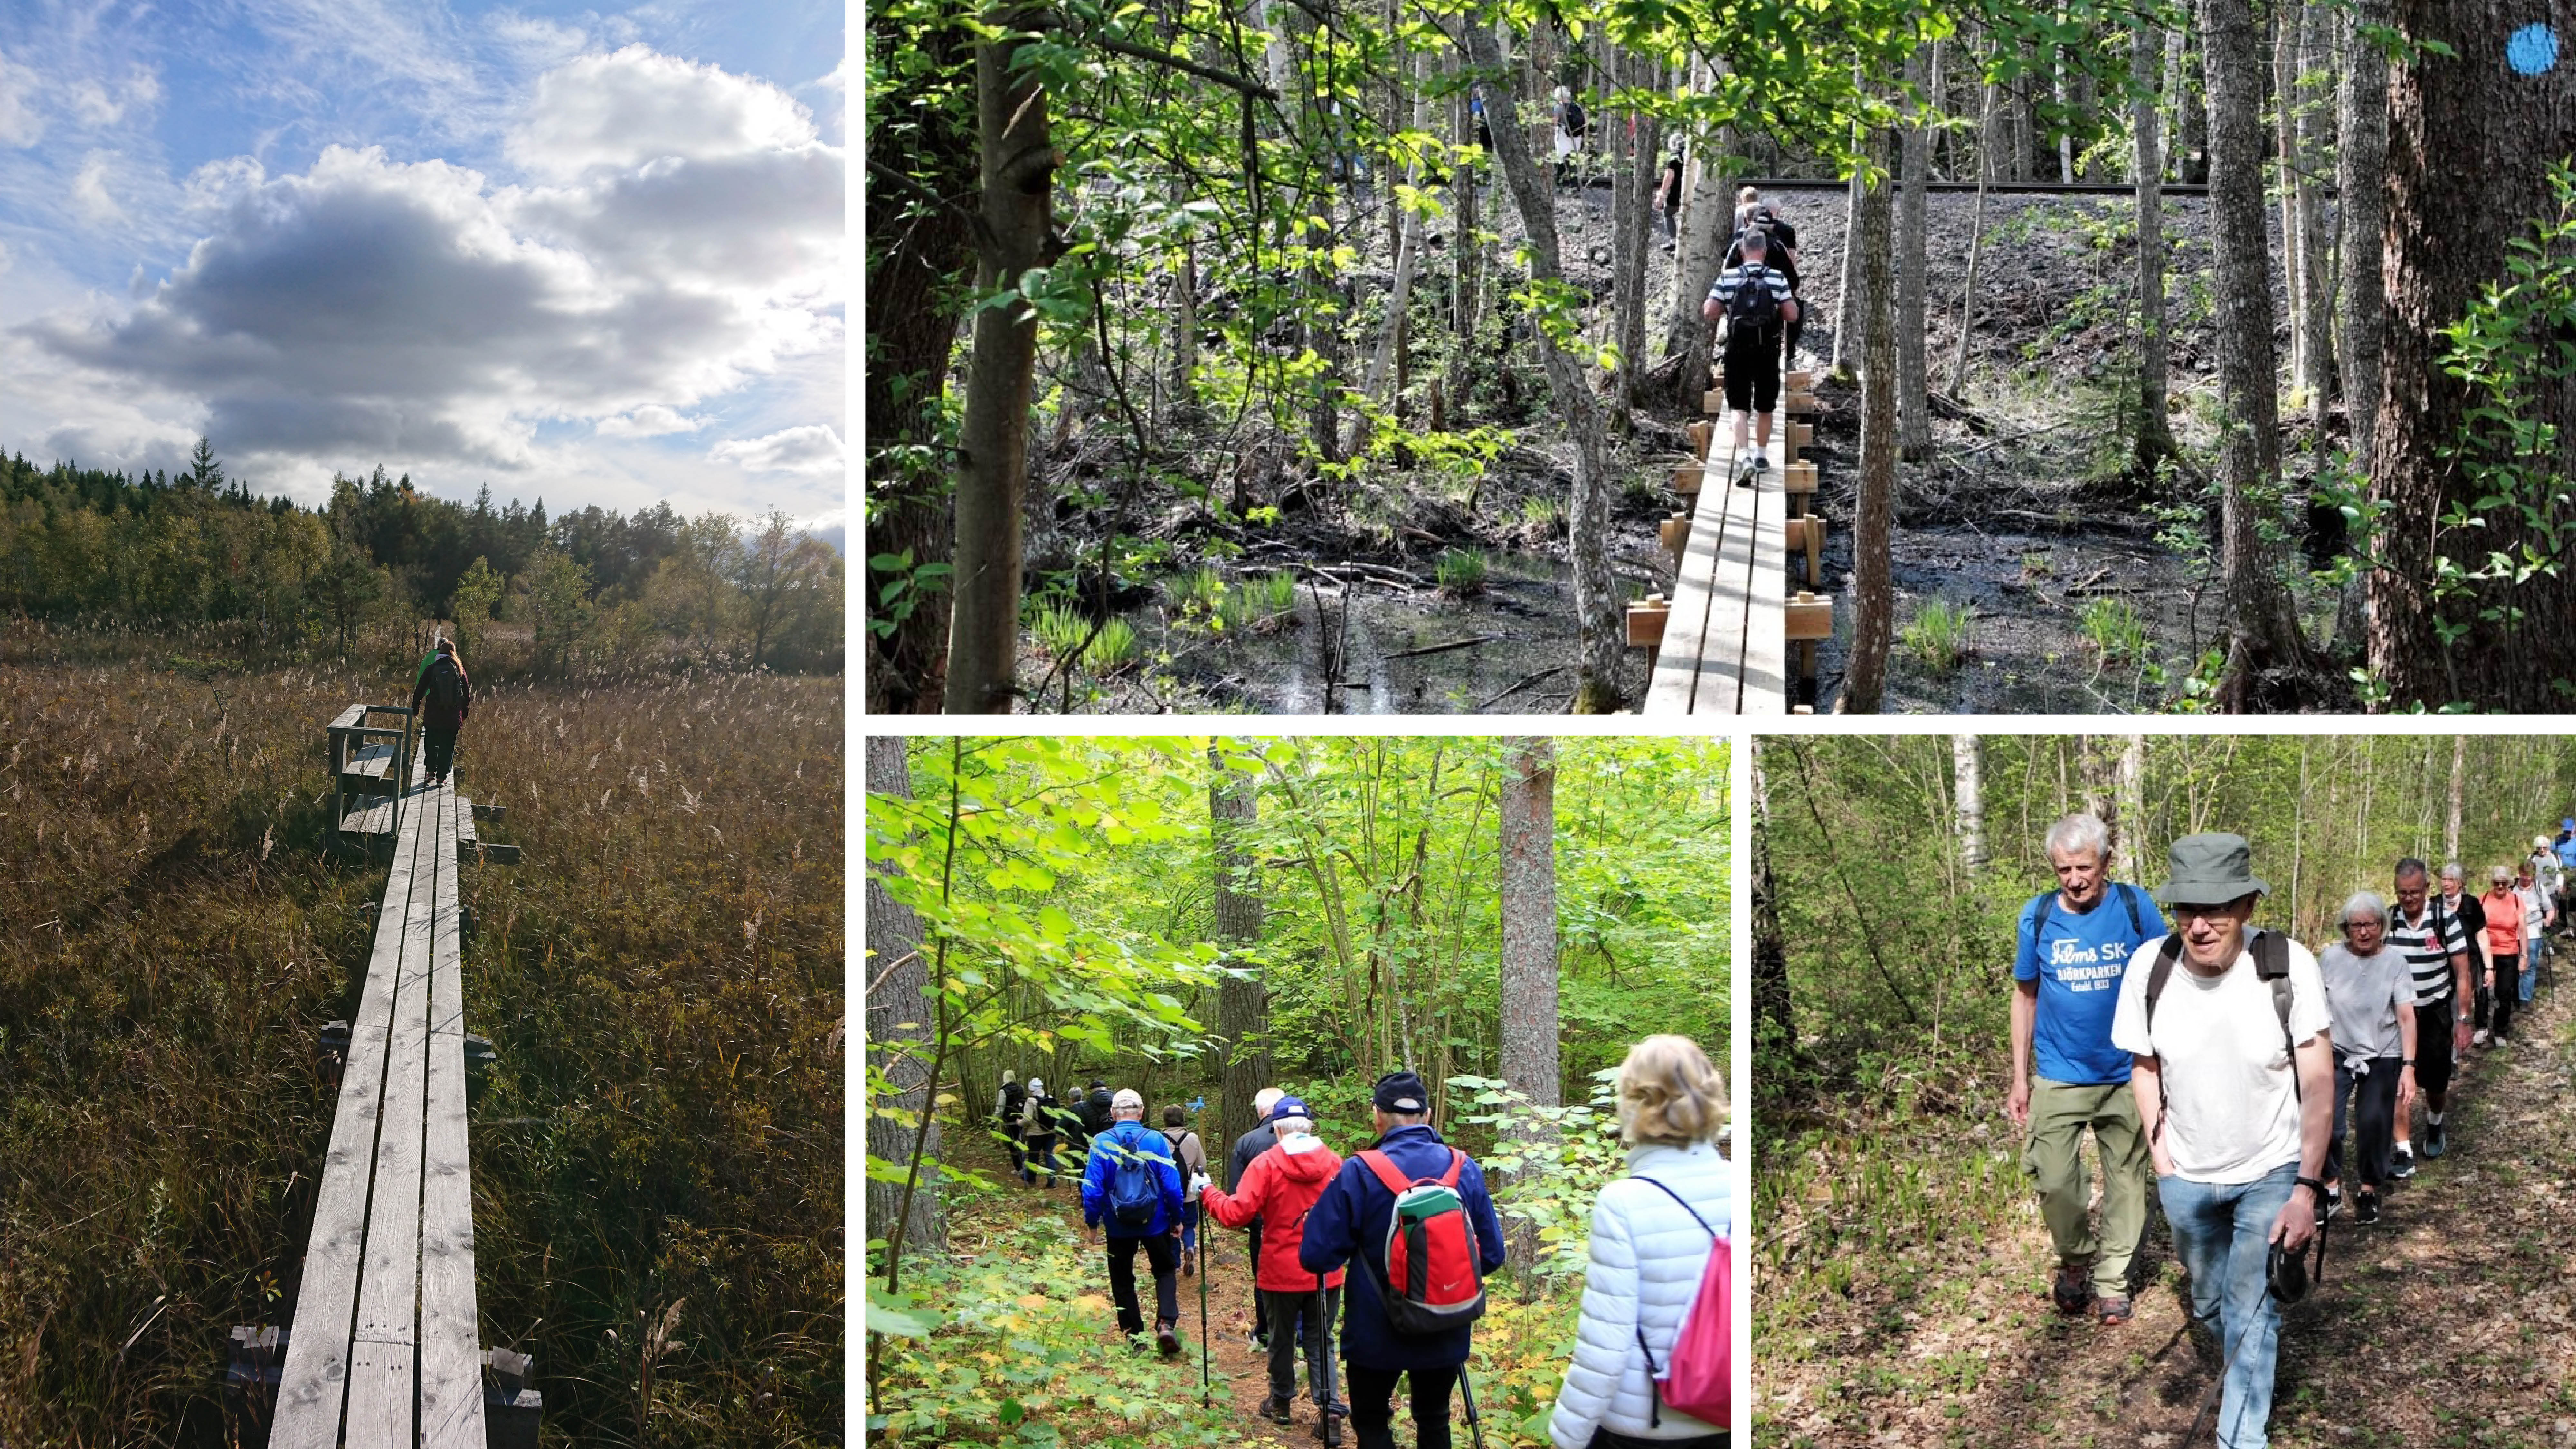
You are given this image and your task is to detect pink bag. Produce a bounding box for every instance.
[1634,1178,1728,1428]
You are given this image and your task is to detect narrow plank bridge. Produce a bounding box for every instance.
[226,706,534,1446]
[1629,368,1835,713]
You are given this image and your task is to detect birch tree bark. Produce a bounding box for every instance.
[2131,16,2175,472]
[1840,125,1899,712]
[1952,734,1987,871]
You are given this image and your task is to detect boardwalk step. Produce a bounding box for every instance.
[1625,595,1671,647]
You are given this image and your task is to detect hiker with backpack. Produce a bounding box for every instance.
[2316,892,2416,1226]
[997,1071,1029,1179]
[1080,1088,1190,1357]
[2513,857,2554,999]
[1020,1078,1061,1187]
[1230,1085,1289,1349]
[1701,229,1800,488]
[1551,87,1585,187]
[2005,812,2170,1327]
[1201,1095,1350,1435]
[1300,1070,1507,1449]
[1722,187,1802,365]
[2388,859,2475,1176]
[2109,833,2333,1449]
[1547,1036,1731,1449]
[408,636,472,787]
[1652,153,1684,252]
[1162,1104,1209,1276]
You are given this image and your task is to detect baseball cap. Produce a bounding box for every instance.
[1269,1095,1312,1123]
[1372,1070,1431,1114]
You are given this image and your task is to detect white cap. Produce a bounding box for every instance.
[1028,1077,1045,1096]
[1112,1087,1145,1113]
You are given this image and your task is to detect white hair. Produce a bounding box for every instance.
[1027,1077,1045,1096]
[1253,1086,1285,1116]
[2045,813,2111,864]
[2442,861,2466,882]
[1272,1115,1313,1138]
[2340,890,2389,928]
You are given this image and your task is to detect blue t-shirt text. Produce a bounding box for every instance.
[2015,883,2167,1085]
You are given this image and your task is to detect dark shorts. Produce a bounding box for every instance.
[2413,998,2457,1100]
[1723,326,1783,415]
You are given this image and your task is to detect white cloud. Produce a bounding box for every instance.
[711,424,842,475]
[488,12,590,67]
[70,153,125,225]
[0,241,12,277]
[597,405,704,438]
[0,52,45,147]
[506,44,814,179]
[68,68,162,128]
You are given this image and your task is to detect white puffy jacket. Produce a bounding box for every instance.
[1548,1141,1733,1448]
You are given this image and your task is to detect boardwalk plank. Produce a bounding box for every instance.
[419,783,486,1448]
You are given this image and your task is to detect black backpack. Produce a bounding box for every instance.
[1000,1080,1027,1124]
[2031,883,2147,944]
[424,654,465,715]
[1725,264,1782,331]
[2143,928,2301,1103]
[1561,99,1586,138]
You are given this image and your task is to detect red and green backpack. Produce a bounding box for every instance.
[1357,1148,1486,1334]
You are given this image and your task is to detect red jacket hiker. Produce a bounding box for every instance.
[1202,1134,1347,1293]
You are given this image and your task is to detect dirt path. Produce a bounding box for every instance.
[1762,981,2576,1447]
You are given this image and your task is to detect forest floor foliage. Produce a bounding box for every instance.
[871,1128,1584,1449]
[0,634,842,1445]
[1758,966,2576,1447]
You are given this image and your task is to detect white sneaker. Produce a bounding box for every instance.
[2474,1028,2492,1046]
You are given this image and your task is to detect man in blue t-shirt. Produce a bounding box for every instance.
[2008,812,2169,1327]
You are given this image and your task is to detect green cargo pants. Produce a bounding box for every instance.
[2022,1077,2152,1299]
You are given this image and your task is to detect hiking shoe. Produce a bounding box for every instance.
[2355,1189,2381,1226]
[2050,1264,2094,1316]
[1257,1396,1294,1424]
[1181,1250,1195,1277]
[2425,1119,2448,1159]
[1752,452,1770,473]
[1733,454,1758,488]
[2322,1179,2343,1218]
[1155,1325,1181,1358]
[2391,1141,2417,1179]
[2097,1294,2133,1327]
[2474,1028,2492,1047]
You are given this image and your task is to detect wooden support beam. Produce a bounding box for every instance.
[1659,513,1691,561]
[1786,591,1834,642]
[1784,518,1826,586]
[1702,388,1724,415]
[1686,421,1713,454]
[1785,390,1820,414]
[1779,462,1818,494]
[1626,595,1671,648]
[1672,464,1703,497]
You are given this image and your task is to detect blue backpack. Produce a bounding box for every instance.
[1107,1133,1162,1229]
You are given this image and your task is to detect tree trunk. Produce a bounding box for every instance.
[1952,734,1986,871]
[2205,0,2312,707]
[1210,741,1269,1163]
[1615,52,1664,425]
[2272,4,2306,389]
[2366,0,2576,707]
[1951,40,2001,395]
[1497,734,1561,1279]
[2444,733,2465,863]
[2293,0,2333,438]
[1831,148,1865,379]
[2175,20,2209,183]
[2334,0,2390,472]
[1898,47,1932,462]
[862,14,975,715]
[1662,54,1734,384]
[1750,740,1797,1079]
[864,737,944,1258]
[944,6,1057,713]
[2053,3,2075,182]
[1461,20,1626,711]
[2132,16,2175,473]
[2117,734,2146,881]
[1839,125,1899,713]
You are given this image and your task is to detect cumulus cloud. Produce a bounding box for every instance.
[20,44,843,478]
[70,153,125,225]
[506,45,814,180]
[711,424,842,475]
[597,405,704,438]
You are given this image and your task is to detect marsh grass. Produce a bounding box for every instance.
[0,635,842,1445]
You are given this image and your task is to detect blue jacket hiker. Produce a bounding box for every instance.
[1302,1071,1508,1449]
[1079,1091,1190,1354]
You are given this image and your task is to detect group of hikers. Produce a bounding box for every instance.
[2006,813,2576,1447]
[992,1037,1732,1448]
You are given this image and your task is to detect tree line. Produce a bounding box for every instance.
[1,441,844,675]
[870,0,2575,712]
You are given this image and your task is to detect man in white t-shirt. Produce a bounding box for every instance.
[2111,833,2332,1449]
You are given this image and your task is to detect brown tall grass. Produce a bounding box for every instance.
[0,631,843,1445]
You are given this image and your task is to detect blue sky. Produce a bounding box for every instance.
[0,1,844,538]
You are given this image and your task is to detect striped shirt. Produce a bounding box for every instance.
[1708,263,1792,320]
[2387,900,2469,1004]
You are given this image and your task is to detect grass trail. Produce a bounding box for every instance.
[1759,979,2576,1447]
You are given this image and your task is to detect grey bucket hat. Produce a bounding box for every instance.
[2152,832,2271,907]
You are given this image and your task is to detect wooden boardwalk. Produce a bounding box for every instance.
[1631,366,1834,713]
[260,732,535,1446]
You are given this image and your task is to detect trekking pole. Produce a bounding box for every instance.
[1456,1363,1488,1449]
[1316,1286,1341,1449]
[1197,1207,1211,1408]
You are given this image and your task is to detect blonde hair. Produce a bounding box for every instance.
[1615,1035,1726,1147]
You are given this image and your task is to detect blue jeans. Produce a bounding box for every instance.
[2521,935,2542,1001]
[2159,1162,2299,1449]
[1181,1199,1199,1254]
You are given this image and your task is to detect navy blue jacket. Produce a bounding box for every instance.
[1298,1123,1507,1371]
[1080,1119,1187,1239]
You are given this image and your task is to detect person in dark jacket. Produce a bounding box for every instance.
[1204,1096,1348,1429]
[1080,1088,1189,1356]
[408,636,473,786]
[1302,1070,1507,1449]
[1228,1085,1286,1346]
